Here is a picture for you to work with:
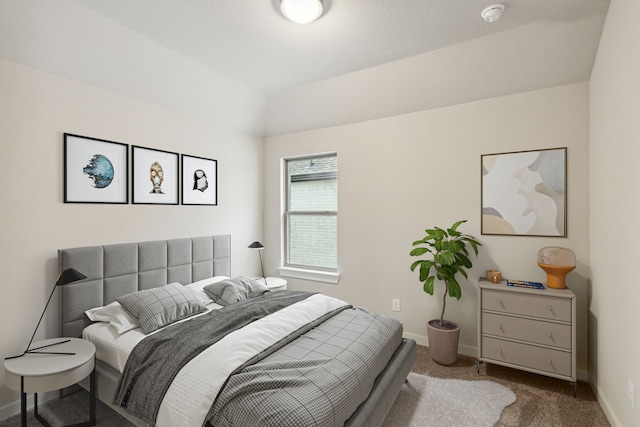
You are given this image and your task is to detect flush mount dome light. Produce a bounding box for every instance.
[280,0,324,24]
[481,4,505,23]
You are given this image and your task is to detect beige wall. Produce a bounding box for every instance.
[0,59,264,413]
[590,0,640,425]
[264,83,590,373]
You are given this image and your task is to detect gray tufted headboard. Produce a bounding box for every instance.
[58,235,231,338]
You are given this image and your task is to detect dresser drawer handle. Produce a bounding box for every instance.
[497,324,504,332]
[497,299,504,307]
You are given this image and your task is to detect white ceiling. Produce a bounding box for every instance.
[72,0,611,95]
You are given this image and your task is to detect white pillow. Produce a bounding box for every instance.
[85,301,139,335]
[185,276,230,305]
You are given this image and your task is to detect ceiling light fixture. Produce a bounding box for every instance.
[280,0,324,24]
[481,4,505,23]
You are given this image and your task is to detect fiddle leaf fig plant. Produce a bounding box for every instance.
[410,220,482,328]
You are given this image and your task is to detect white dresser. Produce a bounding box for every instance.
[477,280,576,396]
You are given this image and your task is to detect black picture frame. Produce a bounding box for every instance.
[132,145,179,205]
[64,133,129,204]
[181,154,218,206]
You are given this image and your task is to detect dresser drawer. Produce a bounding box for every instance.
[482,336,572,377]
[481,312,572,349]
[482,289,572,322]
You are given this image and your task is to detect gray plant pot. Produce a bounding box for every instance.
[426,319,460,365]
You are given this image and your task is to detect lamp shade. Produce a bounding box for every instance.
[537,247,576,289]
[248,241,266,282]
[57,268,87,286]
[280,0,323,24]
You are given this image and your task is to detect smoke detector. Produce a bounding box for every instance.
[481,4,505,23]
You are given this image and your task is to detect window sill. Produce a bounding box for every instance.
[277,267,340,284]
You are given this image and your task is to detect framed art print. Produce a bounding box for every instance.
[481,147,567,237]
[64,133,128,204]
[181,154,218,206]
[132,146,179,205]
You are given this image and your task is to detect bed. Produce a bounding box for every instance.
[58,235,416,427]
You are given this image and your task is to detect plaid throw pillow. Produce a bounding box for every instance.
[117,283,205,334]
[203,276,269,306]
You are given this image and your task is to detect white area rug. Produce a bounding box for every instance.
[382,373,516,427]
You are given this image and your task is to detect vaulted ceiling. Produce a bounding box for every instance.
[74,0,610,94]
[1,0,610,135]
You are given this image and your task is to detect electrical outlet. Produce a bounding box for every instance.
[392,299,400,312]
[628,380,635,409]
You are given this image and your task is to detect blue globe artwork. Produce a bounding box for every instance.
[83,154,114,189]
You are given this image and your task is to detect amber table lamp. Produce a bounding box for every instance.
[537,247,575,289]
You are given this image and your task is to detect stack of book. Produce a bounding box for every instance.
[506,280,545,290]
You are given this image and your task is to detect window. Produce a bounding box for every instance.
[280,154,338,282]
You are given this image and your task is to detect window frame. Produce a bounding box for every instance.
[278,153,339,283]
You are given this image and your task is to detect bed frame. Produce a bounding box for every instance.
[58,235,416,427]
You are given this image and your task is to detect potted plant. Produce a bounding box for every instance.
[409,220,482,365]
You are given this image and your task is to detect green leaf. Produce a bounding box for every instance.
[456,252,472,268]
[453,264,469,279]
[447,228,462,237]
[448,278,462,300]
[409,247,429,257]
[465,238,481,255]
[419,262,432,281]
[435,252,455,265]
[450,220,466,231]
[423,276,435,295]
[430,228,446,240]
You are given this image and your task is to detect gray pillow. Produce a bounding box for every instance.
[117,282,205,334]
[203,276,269,306]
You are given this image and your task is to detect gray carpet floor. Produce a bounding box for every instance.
[412,345,610,427]
[0,390,135,427]
[0,344,611,426]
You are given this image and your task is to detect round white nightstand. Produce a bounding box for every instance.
[254,277,288,291]
[4,337,96,427]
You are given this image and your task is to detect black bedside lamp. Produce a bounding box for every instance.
[6,268,87,360]
[248,241,267,286]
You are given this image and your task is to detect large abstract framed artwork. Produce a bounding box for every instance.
[481,147,567,237]
[181,154,218,206]
[64,133,128,204]
[132,146,179,205]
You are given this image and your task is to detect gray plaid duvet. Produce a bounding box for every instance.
[207,306,402,426]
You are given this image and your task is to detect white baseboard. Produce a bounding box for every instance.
[402,333,589,382]
[403,332,427,347]
[591,380,622,427]
[404,332,477,358]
